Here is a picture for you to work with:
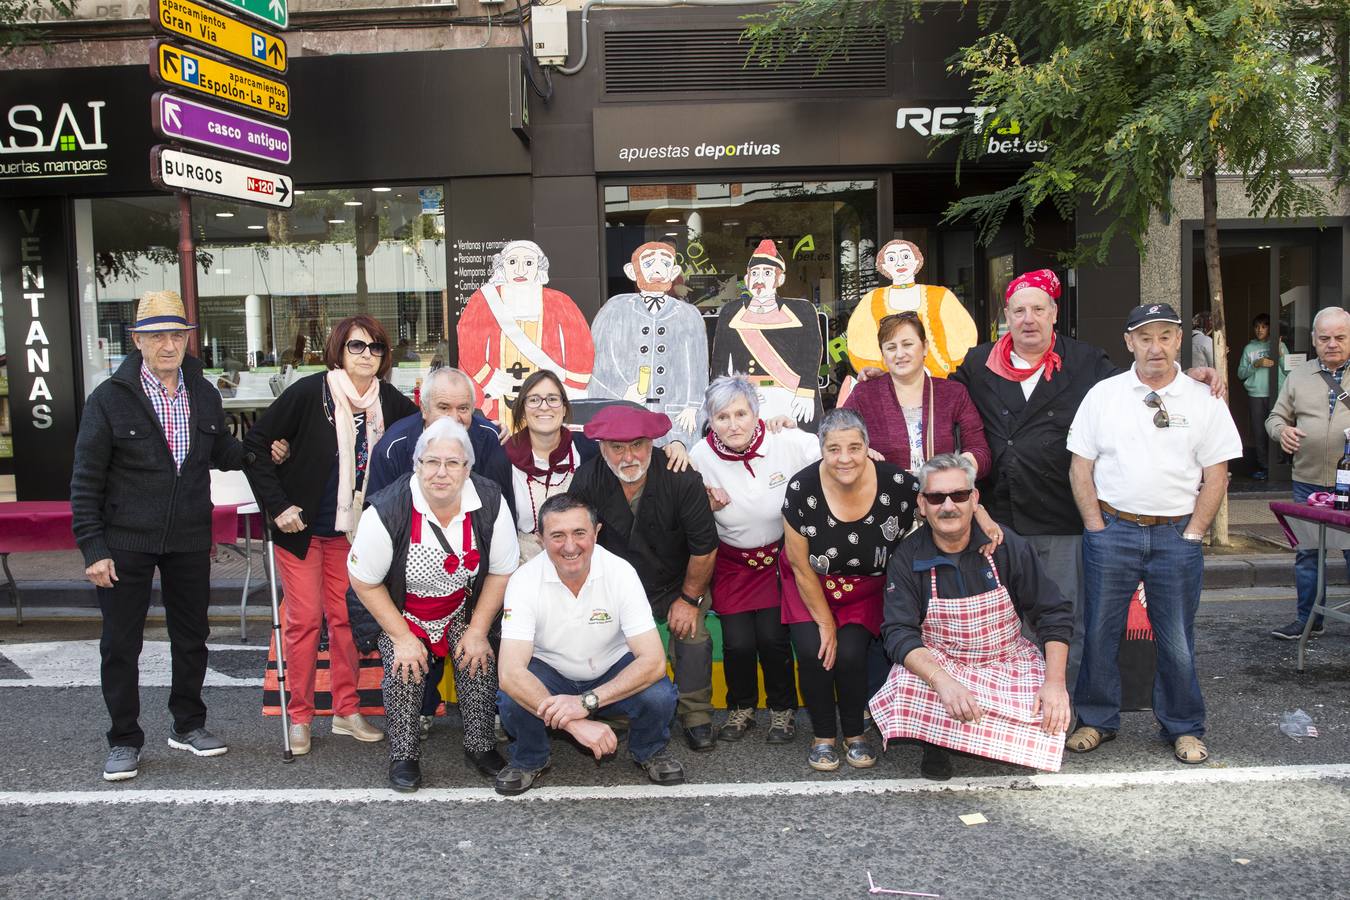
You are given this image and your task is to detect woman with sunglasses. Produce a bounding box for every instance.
[246,315,417,755]
[844,312,991,479]
[503,369,598,561]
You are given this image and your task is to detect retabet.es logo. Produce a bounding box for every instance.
[896,105,1048,154]
[1,101,107,154]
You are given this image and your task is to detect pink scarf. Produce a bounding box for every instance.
[327,368,386,534]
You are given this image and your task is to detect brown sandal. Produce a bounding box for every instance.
[1065,726,1116,753]
[1174,735,1209,765]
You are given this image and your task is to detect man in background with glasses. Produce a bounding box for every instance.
[1064,303,1241,766]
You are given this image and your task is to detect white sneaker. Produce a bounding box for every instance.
[289,723,311,755]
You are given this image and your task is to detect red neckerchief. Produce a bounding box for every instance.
[505,428,575,481]
[705,420,766,477]
[985,332,1062,383]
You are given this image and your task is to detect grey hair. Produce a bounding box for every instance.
[413,416,475,471]
[1312,306,1350,335]
[918,452,976,492]
[702,375,760,423]
[817,407,869,451]
[488,239,550,286]
[420,366,475,414]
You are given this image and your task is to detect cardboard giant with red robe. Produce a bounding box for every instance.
[457,240,594,427]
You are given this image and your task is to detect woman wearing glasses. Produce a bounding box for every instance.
[843,311,991,478]
[503,370,598,561]
[245,315,417,755]
[348,417,519,791]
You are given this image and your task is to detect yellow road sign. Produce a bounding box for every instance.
[154,42,289,119]
[154,0,286,73]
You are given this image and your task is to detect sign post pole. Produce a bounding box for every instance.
[177,192,199,355]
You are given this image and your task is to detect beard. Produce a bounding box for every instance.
[608,460,649,484]
[633,274,674,294]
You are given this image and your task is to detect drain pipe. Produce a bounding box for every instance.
[556,0,785,75]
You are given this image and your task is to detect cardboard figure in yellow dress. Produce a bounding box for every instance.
[457,239,594,430]
[845,239,977,378]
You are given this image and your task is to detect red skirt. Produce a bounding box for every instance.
[710,540,783,615]
[779,557,885,637]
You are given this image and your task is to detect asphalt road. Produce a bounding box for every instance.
[1,595,1347,899]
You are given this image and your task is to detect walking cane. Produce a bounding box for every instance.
[242,459,294,762]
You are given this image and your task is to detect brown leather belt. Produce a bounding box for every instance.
[1099,501,1186,527]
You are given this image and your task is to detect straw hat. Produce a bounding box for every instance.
[128,290,197,332]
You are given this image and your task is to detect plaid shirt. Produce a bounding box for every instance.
[1319,359,1349,415]
[140,362,191,472]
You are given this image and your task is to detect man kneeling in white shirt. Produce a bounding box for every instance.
[495,493,685,795]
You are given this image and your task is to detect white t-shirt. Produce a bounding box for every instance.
[347,477,519,585]
[499,544,656,681]
[689,428,821,549]
[1067,365,1242,516]
[1010,350,1044,400]
[510,443,582,534]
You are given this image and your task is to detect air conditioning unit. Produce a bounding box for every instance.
[531,3,568,66]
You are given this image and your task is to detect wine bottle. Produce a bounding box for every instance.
[1336,428,1350,511]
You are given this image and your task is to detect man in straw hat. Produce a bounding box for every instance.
[71,290,249,782]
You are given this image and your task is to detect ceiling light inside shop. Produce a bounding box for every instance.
[371,187,392,193]
[247,224,265,230]
[215,212,234,218]
[328,218,345,224]
[214,268,231,275]
[664,232,678,237]
[343,200,363,207]
[665,218,680,223]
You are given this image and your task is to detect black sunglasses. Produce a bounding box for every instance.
[345,338,388,358]
[922,489,973,505]
[1144,391,1169,428]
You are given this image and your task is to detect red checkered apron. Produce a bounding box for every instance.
[710,540,781,615]
[868,559,1064,771]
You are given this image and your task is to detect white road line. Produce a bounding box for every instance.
[0,640,263,688]
[1,763,1347,807]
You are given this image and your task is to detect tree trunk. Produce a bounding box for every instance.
[1202,165,1230,546]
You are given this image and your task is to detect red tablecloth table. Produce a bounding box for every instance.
[1269,500,1350,671]
[0,501,241,626]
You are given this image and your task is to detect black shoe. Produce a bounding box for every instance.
[388,759,422,793]
[494,764,548,796]
[465,747,506,778]
[636,745,686,785]
[1271,620,1321,640]
[766,709,796,744]
[717,708,757,742]
[1251,469,1268,481]
[919,743,952,781]
[683,723,716,752]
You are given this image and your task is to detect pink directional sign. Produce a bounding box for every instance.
[152,92,291,165]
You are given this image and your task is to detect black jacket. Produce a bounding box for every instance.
[569,446,719,616]
[950,334,1118,535]
[70,350,246,565]
[243,372,417,559]
[881,523,1074,667]
[346,472,503,653]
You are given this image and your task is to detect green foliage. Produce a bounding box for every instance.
[743,0,927,68]
[1,0,76,54]
[748,0,1350,265]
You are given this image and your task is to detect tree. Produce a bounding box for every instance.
[1,0,75,54]
[749,0,1350,545]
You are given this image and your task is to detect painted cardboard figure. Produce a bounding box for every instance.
[845,239,977,378]
[590,241,709,454]
[711,238,823,425]
[457,239,594,429]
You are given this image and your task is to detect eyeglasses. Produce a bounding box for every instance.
[921,489,973,505]
[524,394,564,409]
[1144,391,1170,428]
[419,457,469,473]
[345,339,388,358]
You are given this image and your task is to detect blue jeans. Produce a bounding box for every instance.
[1076,513,1206,739]
[1293,480,1344,626]
[497,653,677,770]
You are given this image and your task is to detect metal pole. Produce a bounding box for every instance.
[266,529,295,762]
[177,192,200,357]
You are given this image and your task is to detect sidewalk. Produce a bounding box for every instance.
[0,491,1313,621]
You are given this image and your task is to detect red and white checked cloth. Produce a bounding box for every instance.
[140,362,191,472]
[869,559,1065,772]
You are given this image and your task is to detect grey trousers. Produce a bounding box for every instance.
[1024,532,1085,695]
[662,606,713,728]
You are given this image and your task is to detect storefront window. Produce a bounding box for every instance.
[73,185,447,414]
[604,180,877,397]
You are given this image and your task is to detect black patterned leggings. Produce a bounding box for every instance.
[378,606,498,761]
[789,621,873,741]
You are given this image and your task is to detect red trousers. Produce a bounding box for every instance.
[274,535,359,722]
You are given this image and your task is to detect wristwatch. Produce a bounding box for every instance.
[679,591,702,608]
[581,691,600,716]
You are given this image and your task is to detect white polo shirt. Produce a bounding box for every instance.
[499,544,656,681]
[689,428,821,549]
[1067,364,1242,516]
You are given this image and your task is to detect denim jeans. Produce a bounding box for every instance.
[497,653,678,770]
[1292,480,1344,626]
[1076,512,1206,739]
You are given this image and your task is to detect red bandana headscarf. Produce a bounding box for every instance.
[705,419,766,476]
[986,269,1064,384]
